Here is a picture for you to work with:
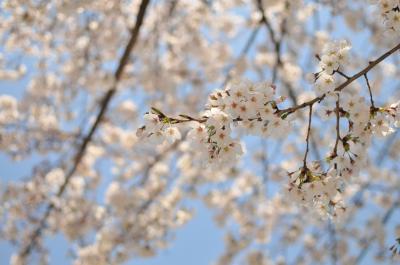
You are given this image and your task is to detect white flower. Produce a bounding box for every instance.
[320,54,339,75]
[0,95,17,110]
[68,177,85,197]
[315,72,335,96]
[342,96,365,115]
[319,40,351,74]
[387,10,400,31]
[267,116,290,138]
[240,120,263,135]
[260,104,275,120]
[75,244,107,265]
[391,101,400,127]
[319,106,335,120]
[320,174,340,198]
[105,182,127,208]
[217,141,244,165]
[118,100,137,119]
[380,0,397,13]
[227,79,252,100]
[322,42,338,56]
[205,108,230,127]
[175,209,192,226]
[45,168,65,190]
[302,181,323,199]
[330,153,352,173]
[224,97,240,117]
[165,126,181,143]
[208,89,227,108]
[143,113,161,132]
[213,127,231,145]
[337,44,351,64]
[247,91,265,110]
[187,122,208,143]
[237,101,254,120]
[0,95,19,122]
[253,81,275,100]
[148,130,164,145]
[371,113,394,137]
[285,183,305,203]
[350,105,369,125]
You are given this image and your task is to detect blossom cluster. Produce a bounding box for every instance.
[138,35,400,218]
[139,112,182,144]
[0,95,19,124]
[314,40,351,96]
[287,96,400,218]
[286,168,346,219]
[324,95,399,169]
[138,79,291,167]
[372,0,400,32]
[137,38,400,216]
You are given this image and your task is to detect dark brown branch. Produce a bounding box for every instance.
[114,0,151,81]
[19,0,152,258]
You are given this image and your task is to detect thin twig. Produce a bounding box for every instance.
[303,104,313,167]
[364,73,375,109]
[334,69,351,80]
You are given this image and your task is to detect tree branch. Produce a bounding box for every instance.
[19,0,152,258]
[277,42,400,116]
[255,0,286,83]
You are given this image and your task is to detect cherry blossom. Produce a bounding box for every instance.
[1,1,400,265]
